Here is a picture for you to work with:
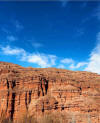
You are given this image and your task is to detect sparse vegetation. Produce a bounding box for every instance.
[0,113,37,123]
[0,112,93,123]
[39,113,61,123]
[0,111,12,123]
[0,112,70,123]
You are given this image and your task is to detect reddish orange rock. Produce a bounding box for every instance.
[0,61,100,123]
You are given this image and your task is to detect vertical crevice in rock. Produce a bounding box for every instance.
[6,79,9,89]
[11,80,16,89]
[44,79,48,94]
[6,79,9,111]
[10,79,16,121]
[29,90,32,104]
[42,102,44,112]
[40,78,44,96]
[79,86,82,95]
[11,92,16,121]
[6,91,9,112]
[18,94,20,105]
[40,77,49,96]
[25,92,28,110]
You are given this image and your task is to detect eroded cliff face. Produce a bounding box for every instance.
[0,61,100,123]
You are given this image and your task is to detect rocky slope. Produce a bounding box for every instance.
[0,61,100,123]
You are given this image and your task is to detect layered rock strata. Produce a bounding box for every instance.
[0,61,100,123]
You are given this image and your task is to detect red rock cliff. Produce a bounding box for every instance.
[0,61,100,123]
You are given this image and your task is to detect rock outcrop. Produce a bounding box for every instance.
[0,61,100,123]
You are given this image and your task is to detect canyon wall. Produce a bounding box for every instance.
[0,61,100,123]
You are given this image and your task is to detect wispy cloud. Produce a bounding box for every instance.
[2,27,17,42]
[1,45,26,55]
[1,31,100,74]
[32,42,43,48]
[57,64,65,69]
[22,54,56,68]
[70,62,88,69]
[60,31,100,74]
[61,58,74,64]
[84,32,100,74]
[7,35,17,42]
[0,45,56,68]
[80,3,100,25]
[15,20,24,31]
[60,58,87,70]
[2,27,11,34]
[1,44,100,74]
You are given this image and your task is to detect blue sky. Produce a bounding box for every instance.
[0,1,100,74]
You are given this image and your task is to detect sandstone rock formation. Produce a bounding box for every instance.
[0,61,100,123]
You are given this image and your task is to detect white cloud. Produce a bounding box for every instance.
[22,53,57,68]
[85,32,100,74]
[0,45,56,68]
[1,44,100,73]
[48,55,57,66]
[1,45,26,55]
[61,58,74,64]
[25,54,49,68]
[1,30,100,73]
[59,32,100,74]
[70,62,88,69]
[60,58,87,70]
